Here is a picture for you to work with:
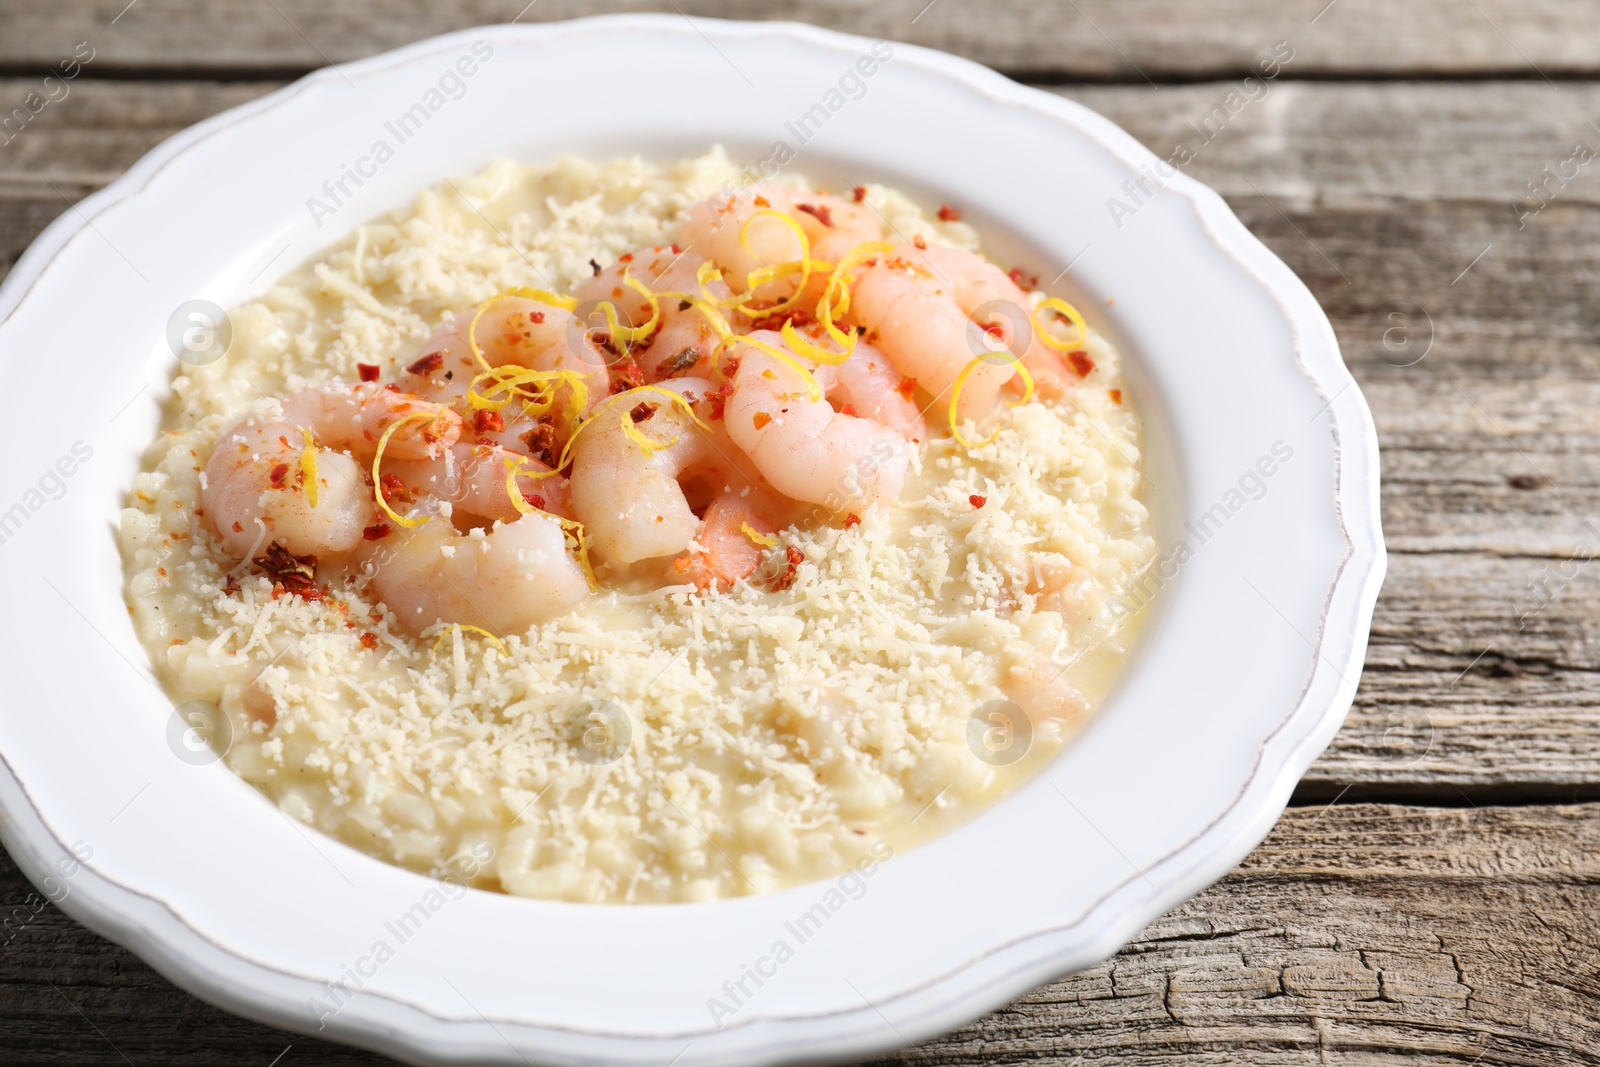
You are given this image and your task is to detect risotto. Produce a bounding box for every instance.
[120,150,1157,903]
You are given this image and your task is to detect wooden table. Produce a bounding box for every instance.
[3,2,1596,1062]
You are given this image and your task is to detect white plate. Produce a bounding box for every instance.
[0,15,1383,1066]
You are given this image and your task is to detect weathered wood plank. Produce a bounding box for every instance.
[4,805,1596,1064]
[0,0,1595,79]
[6,78,1599,216]
[4,80,1600,795]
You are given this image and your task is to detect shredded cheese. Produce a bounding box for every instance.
[429,623,508,656]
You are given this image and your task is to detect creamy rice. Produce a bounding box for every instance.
[120,150,1157,903]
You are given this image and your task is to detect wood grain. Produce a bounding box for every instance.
[4,805,1596,1065]
[0,1,1597,79]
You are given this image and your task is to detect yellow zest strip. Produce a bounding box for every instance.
[677,281,738,339]
[734,210,814,315]
[298,428,320,508]
[430,624,508,657]
[466,287,577,372]
[469,366,590,429]
[740,522,779,548]
[780,320,851,366]
[736,334,824,402]
[1032,296,1088,351]
[593,274,661,345]
[557,516,600,592]
[947,351,1034,449]
[705,334,742,385]
[616,384,714,456]
[502,454,559,516]
[818,240,893,350]
[538,384,714,477]
[691,261,747,311]
[370,410,443,529]
[499,456,597,591]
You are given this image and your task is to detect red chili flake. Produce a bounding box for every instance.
[795,202,834,227]
[406,351,444,376]
[630,401,658,423]
[378,473,412,507]
[896,377,917,401]
[252,542,322,601]
[748,308,815,333]
[1007,266,1040,290]
[231,521,243,533]
[472,409,505,434]
[912,234,927,251]
[1067,350,1096,377]
[1109,388,1123,405]
[357,362,380,382]
[521,421,557,467]
[671,243,683,254]
[844,513,861,528]
[384,383,401,392]
[222,574,240,596]
[839,402,859,418]
[753,195,770,207]
[619,252,634,263]
[523,493,545,511]
[527,310,545,325]
[360,632,379,651]
[610,359,646,394]
[752,411,772,430]
[852,186,867,202]
[969,494,987,509]
[362,523,391,541]
[937,204,962,222]
[771,546,805,592]
[268,462,290,487]
[708,378,736,420]
[984,320,1006,339]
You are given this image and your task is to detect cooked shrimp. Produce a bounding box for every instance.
[847,250,1018,425]
[567,379,764,565]
[1027,556,1095,618]
[571,246,731,381]
[811,337,927,443]
[682,192,805,305]
[203,384,460,559]
[386,442,573,526]
[670,491,782,589]
[682,187,882,305]
[913,242,1079,397]
[763,188,883,263]
[363,502,588,635]
[1004,653,1089,728]
[402,292,612,422]
[723,331,909,509]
